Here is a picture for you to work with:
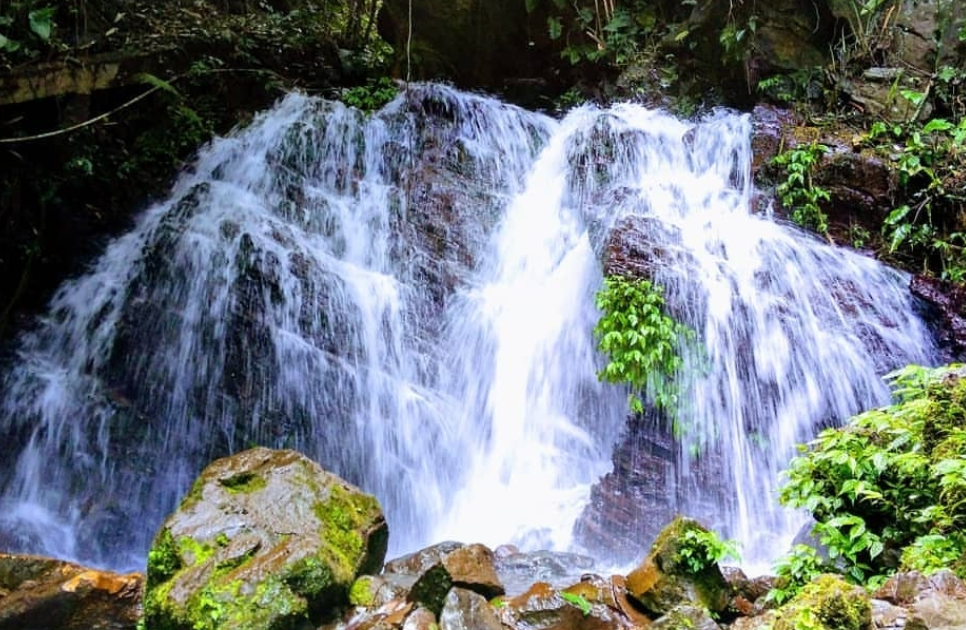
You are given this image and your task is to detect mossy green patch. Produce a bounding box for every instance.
[312,483,380,580]
[349,575,376,607]
[217,471,267,494]
[147,528,182,586]
[772,575,871,630]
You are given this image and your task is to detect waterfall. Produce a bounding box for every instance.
[0,84,939,571]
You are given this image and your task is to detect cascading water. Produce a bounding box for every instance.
[0,84,940,572]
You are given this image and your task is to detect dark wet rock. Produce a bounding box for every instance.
[722,567,774,616]
[142,447,388,630]
[750,105,800,178]
[573,411,728,564]
[910,275,966,356]
[0,553,142,630]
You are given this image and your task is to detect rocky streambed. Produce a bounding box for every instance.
[2,447,965,630]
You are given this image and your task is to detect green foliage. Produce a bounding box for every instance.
[867,105,966,280]
[772,142,831,234]
[0,1,55,58]
[341,77,398,113]
[780,364,966,584]
[529,0,663,67]
[766,545,831,606]
[718,15,757,64]
[594,275,694,414]
[560,591,592,615]
[676,528,740,574]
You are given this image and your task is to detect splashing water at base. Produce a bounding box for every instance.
[0,85,939,571]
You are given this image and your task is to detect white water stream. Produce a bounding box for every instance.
[0,84,939,571]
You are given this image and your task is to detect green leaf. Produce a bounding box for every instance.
[547,16,563,41]
[28,7,55,42]
[0,33,20,52]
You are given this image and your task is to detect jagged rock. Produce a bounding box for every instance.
[573,411,728,564]
[439,587,502,630]
[385,542,504,615]
[870,599,908,630]
[142,447,388,630]
[770,574,871,630]
[874,570,966,605]
[624,517,731,617]
[501,581,636,630]
[872,570,966,630]
[0,553,142,630]
[722,567,773,616]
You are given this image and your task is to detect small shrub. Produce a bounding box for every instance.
[771,142,831,234]
[677,528,740,574]
[766,544,830,605]
[779,364,966,583]
[341,77,398,113]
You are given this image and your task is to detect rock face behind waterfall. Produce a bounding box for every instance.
[142,447,388,630]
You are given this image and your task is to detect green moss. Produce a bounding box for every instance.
[147,528,182,586]
[773,575,871,630]
[177,535,216,568]
[312,483,381,580]
[349,576,376,607]
[217,471,267,494]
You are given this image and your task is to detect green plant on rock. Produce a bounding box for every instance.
[594,275,694,414]
[341,77,398,112]
[779,364,966,584]
[676,528,740,575]
[870,108,966,280]
[560,591,592,616]
[771,142,831,235]
[766,544,831,606]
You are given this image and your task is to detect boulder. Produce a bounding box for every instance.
[142,447,388,630]
[624,516,731,616]
[573,411,728,563]
[500,580,637,630]
[439,588,503,630]
[0,553,142,630]
[384,542,504,615]
[873,570,966,630]
[770,574,871,630]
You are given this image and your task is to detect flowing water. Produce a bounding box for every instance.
[0,84,940,571]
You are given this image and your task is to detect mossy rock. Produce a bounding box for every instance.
[625,516,730,616]
[142,447,388,630]
[772,574,872,630]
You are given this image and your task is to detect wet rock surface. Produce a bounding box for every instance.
[0,554,142,630]
[142,447,388,630]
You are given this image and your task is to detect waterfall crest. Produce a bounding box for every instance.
[0,85,939,570]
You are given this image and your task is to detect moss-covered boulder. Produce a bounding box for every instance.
[771,574,871,630]
[624,516,730,616]
[142,447,388,630]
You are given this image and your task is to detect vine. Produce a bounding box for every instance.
[594,275,694,414]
